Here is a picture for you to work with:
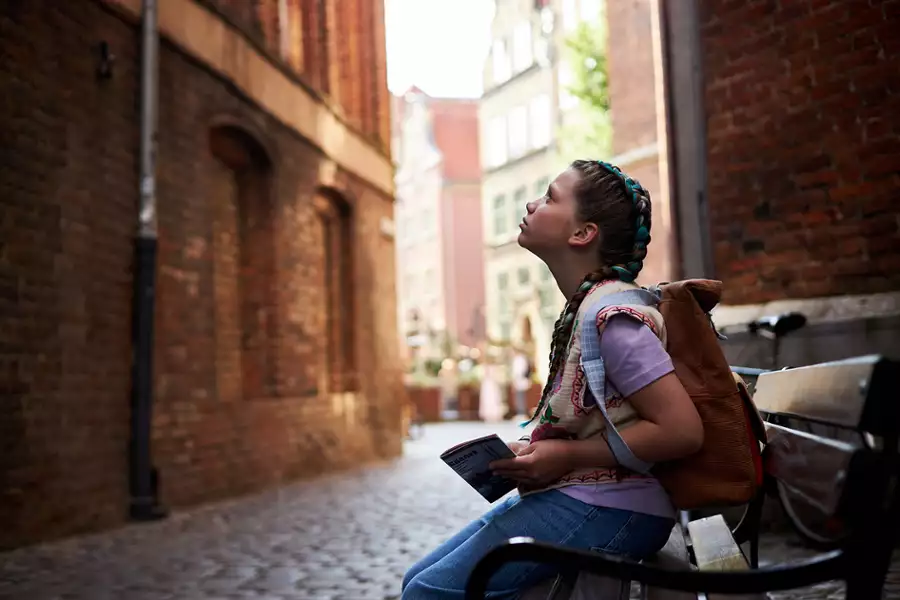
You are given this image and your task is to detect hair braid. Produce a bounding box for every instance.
[623,186,652,281]
[572,160,653,283]
[530,267,614,422]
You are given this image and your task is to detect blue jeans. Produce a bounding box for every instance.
[401,490,674,600]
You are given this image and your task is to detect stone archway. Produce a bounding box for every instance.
[520,315,534,347]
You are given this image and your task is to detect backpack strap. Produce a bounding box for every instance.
[580,289,660,475]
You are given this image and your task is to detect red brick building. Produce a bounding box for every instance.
[392,89,485,366]
[1,0,400,550]
[616,0,900,366]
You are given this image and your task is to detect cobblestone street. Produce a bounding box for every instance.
[0,422,896,600]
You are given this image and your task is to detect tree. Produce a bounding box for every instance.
[558,17,611,159]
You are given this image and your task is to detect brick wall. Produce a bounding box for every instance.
[606,0,658,156]
[700,0,900,304]
[0,0,401,550]
[605,0,678,283]
[207,0,390,152]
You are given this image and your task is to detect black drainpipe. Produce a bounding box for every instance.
[130,0,166,521]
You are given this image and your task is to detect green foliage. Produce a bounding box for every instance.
[558,18,612,159]
[423,358,443,377]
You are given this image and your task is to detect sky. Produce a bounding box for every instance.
[385,0,494,98]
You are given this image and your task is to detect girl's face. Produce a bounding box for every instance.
[518,167,587,258]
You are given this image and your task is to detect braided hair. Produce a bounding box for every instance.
[532,160,653,419]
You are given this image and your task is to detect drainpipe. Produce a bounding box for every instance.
[130,0,166,521]
[658,0,714,279]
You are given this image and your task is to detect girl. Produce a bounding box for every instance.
[401,160,704,599]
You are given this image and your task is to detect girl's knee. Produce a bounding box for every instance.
[400,566,419,593]
[400,573,435,600]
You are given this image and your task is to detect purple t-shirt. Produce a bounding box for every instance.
[557,315,676,519]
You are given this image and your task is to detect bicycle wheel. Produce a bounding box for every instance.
[776,482,848,550]
[772,415,857,550]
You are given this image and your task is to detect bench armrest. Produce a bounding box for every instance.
[464,537,844,600]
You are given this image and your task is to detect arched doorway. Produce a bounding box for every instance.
[520,315,534,348]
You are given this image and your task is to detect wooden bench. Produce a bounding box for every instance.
[465,355,900,600]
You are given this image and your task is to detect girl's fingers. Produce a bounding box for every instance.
[489,458,518,470]
[493,469,533,481]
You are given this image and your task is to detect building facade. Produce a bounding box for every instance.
[480,0,628,383]
[661,0,900,365]
[1,0,400,550]
[392,89,485,368]
[480,0,563,383]
[483,0,900,381]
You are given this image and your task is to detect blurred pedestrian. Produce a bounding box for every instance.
[510,349,532,420]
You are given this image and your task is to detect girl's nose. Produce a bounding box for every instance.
[525,201,536,214]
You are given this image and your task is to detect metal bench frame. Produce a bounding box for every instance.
[465,356,900,600]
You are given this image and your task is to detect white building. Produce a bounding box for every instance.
[480,0,604,383]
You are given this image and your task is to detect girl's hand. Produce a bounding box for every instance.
[507,440,529,455]
[490,440,573,486]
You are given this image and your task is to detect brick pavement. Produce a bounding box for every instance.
[0,422,895,599]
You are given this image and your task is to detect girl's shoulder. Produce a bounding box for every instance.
[576,280,639,314]
[577,281,667,342]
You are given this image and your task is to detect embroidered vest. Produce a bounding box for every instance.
[520,280,667,497]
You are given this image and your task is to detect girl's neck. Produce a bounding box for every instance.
[546,255,608,301]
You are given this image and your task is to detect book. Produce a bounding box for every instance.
[440,434,518,503]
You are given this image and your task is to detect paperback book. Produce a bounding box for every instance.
[440,434,518,503]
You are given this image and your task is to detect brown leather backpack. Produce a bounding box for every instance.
[650,280,767,509]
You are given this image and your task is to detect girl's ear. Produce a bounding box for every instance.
[568,222,599,248]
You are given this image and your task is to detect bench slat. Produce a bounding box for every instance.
[687,515,766,600]
[764,422,857,516]
[688,515,748,572]
[752,356,879,429]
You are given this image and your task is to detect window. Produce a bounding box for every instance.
[497,271,509,290]
[499,294,511,316]
[535,176,550,199]
[541,264,553,281]
[558,64,578,111]
[499,320,512,341]
[487,116,508,167]
[317,192,356,394]
[517,266,531,285]
[511,22,533,73]
[512,186,527,229]
[492,38,511,84]
[422,204,437,236]
[508,106,528,158]
[210,125,280,400]
[562,0,577,31]
[492,194,507,236]
[529,94,552,149]
[539,285,560,311]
